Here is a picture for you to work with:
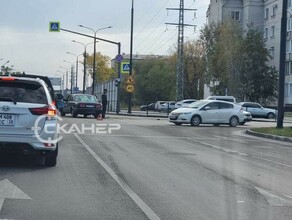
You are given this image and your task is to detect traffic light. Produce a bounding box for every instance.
[115,78,121,87]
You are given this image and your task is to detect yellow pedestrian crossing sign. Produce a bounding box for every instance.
[49,21,60,32]
[121,62,130,74]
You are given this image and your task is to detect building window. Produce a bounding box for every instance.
[288,18,292,31]
[272,4,277,17]
[231,11,240,21]
[286,62,292,75]
[264,28,269,39]
[270,46,275,59]
[265,8,269,19]
[287,40,292,53]
[271,26,275,37]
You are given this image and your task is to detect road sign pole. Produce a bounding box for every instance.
[116,43,121,113]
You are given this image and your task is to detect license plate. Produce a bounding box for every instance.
[0,114,15,126]
[86,105,95,108]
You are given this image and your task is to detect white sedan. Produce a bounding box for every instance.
[169,100,245,127]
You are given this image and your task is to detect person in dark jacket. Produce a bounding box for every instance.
[101,89,108,118]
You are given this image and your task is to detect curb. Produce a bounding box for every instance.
[246,129,292,143]
[107,112,168,118]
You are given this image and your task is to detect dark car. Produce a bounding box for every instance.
[140,103,156,111]
[60,94,102,118]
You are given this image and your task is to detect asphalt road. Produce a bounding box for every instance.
[0,116,291,220]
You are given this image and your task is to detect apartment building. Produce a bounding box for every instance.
[207,0,292,104]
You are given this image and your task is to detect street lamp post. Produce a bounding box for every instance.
[60,66,69,91]
[63,60,74,94]
[66,52,83,92]
[72,40,97,94]
[57,70,66,95]
[78,25,112,95]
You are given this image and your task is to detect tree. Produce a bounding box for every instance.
[239,30,278,103]
[134,58,176,104]
[86,52,116,82]
[199,22,243,97]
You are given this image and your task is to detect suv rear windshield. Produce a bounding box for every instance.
[0,80,47,104]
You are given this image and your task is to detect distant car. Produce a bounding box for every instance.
[0,75,59,166]
[175,99,197,109]
[161,101,176,112]
[155,101,167,111]
[60,94,102,118]
[169,100,245,127]
[206,96,236,103]
[238,102,277,119]
[140,103,156,111]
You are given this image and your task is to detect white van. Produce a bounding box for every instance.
[206,96,236,103]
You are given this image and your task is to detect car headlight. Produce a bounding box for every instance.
[182,112,192,115]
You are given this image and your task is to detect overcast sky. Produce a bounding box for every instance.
[0,0,209,87]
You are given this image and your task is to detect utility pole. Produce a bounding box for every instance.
[277,0,288,128]
[128,0,134,114]
[166,0,197,101]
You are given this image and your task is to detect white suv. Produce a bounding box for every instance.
[0,75,59,166]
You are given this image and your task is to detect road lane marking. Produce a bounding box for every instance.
[188,138,292,169]
[0,179,32,212]
[74,133,160,220]
[251,156,292,169]
[255,187,292,206]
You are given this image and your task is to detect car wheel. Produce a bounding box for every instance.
[190,115,201,126]
[267,112,275,119]
[213,124,220,126]
[229,116,239,127]
[71,108,77,118]
[44,146,58,167]
[174,122,182,126]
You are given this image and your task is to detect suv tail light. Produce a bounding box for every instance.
[79,103,86,108]
[96,104,102,109]
[29,104,57,116]
[0,77,16,81]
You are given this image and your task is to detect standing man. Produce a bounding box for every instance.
[101,89,108,118]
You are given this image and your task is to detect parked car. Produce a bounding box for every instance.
[155,101,167,111]
[161,101,176,112]
[238,102,277,119]
[0,75,59,166]
[175,99,197,109]
[140,103,156,111]
[206,96,236,103]
[240,110,252,125]
[169,100,245,127]
[60,94,102,118]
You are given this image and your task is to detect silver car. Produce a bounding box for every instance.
[169,100,245,127]
[0,76,59,166]
[238,102,277,119]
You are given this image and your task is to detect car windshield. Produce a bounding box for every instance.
[1,1,291,220]
[74,95,97,102]
[0,80,47,104]
[187,100,209,108]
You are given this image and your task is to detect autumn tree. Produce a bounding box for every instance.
[200,22,243,97]
[86,52,116,82]
[182,40,205,99]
